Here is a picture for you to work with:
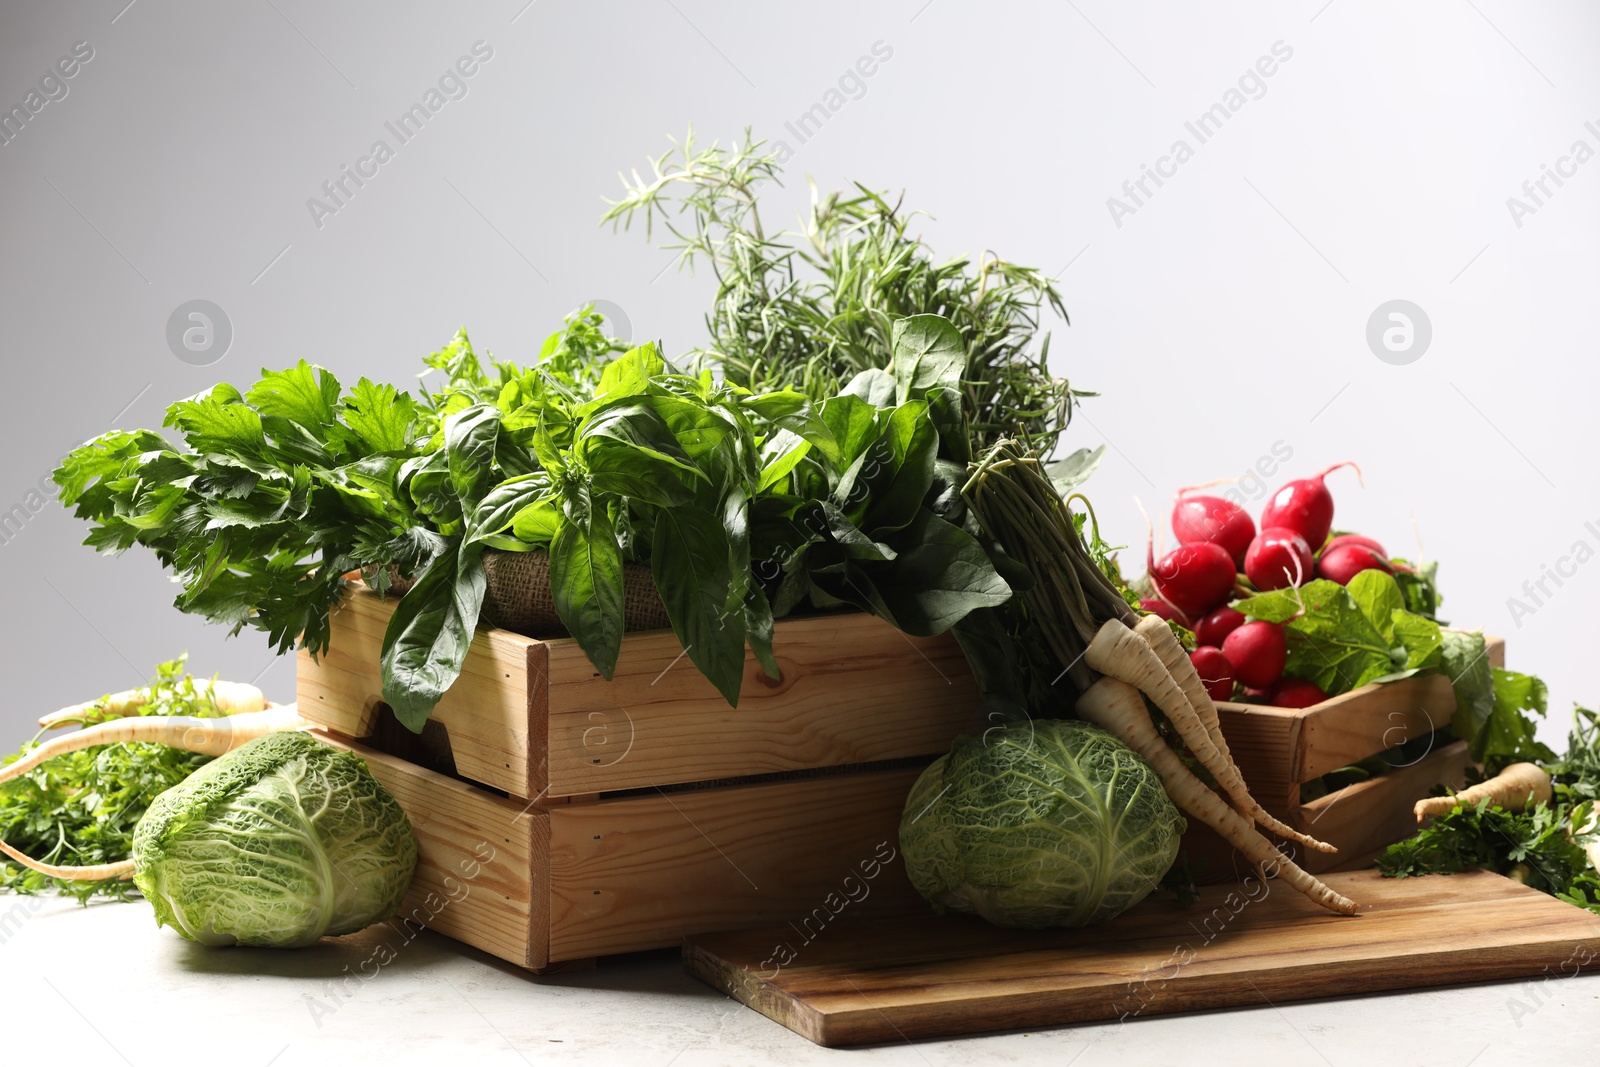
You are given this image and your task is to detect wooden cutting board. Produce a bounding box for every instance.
[684,869,1600,1047]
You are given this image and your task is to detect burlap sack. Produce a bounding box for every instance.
[376,549,671,639]
[481,548,671,636]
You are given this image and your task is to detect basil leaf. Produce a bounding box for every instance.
[444,405,501,508]
[550,507,626,679]
[651,505,746,706]
[380,543,487,732]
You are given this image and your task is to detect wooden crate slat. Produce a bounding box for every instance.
[322,734,542,969]
[1295,675,1458,784]
[298,590,542,798]
[541,613,980,796]
[1209,704,1302,810]
[545,767,928,961]
[1293,740,1471,874]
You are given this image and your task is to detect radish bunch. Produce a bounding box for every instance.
[1143,461,1408,708]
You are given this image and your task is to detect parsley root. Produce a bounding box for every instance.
[0,706,307,786]
[1413,762,1553,823]
[1076,677,1357,915]
[1093,618,1335,854]
[37,679,267,730]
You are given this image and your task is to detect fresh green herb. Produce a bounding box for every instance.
[603,129,1083,456]
[1378,796,1600,913]
[58,309,1010,729]
[0,657,223,902]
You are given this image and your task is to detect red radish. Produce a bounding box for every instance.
[1259,461,1362,548]
[1222,621,1287,689]
[1244,527,1312,591]
[1266,677,1327,709]
[1316,542,1393,585]
[1189,646,1235,702]
[1322,533,1386,558]
[1139,597,1191,627]
[1194,605,1246,648]
[1148,540,1236,617]
[1172,494,1256,566]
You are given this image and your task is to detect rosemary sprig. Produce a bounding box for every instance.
[604,129,1086,455]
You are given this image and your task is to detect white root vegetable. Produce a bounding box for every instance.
[1413,762,1553,823]
[0,841,134,882]
[1088,619,1335,854]
[1077,676,1357,916]
[0,704,308,882]
[38,679,267,730]
[0,705,307,786]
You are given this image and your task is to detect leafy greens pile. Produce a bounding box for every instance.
[0,658,223,902]
[56,309,1010,730]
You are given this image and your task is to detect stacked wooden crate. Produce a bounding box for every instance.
[297,587,981,972]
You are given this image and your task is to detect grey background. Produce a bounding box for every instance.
[2,0,1596,752]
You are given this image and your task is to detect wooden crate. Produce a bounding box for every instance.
[299,588,979,801]
[299,588,980,971]
[1177,637,1504,880]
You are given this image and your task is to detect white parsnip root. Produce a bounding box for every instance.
[0,705,307,786]
[1087,619,1335,855]
[1414,762,1553,823]
[0,704,308,883]
[37,679,266,730]
[0,841,134,881]
[1077,677,1357,915]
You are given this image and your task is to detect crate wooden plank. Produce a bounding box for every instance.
[545,767,928,961]
[1293,739,1471,874]
[684,868,1600,1047]
[298,590,543,798]
[1209,704,1302,811]
[320,733,544,969]
[1216,635,1504,792]
[299,588,979,801]
[542,613,980,796]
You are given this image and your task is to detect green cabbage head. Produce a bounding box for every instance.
[900,720,1184,929]
[133,731,418,948]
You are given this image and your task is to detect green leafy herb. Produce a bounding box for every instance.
[59,306,1011,729]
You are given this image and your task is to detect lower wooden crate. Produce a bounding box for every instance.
[322,731,929,971]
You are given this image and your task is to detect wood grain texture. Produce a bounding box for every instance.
[685,868,1600,1047]
[318,734,542,969]
[1292,739,1471,874]
[297,589,542,798]
[541,612,980,796]
[545,766,929,961]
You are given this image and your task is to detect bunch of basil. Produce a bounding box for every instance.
[56,309,1010,730]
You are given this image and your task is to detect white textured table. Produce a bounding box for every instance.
[5,895,1596,1065]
